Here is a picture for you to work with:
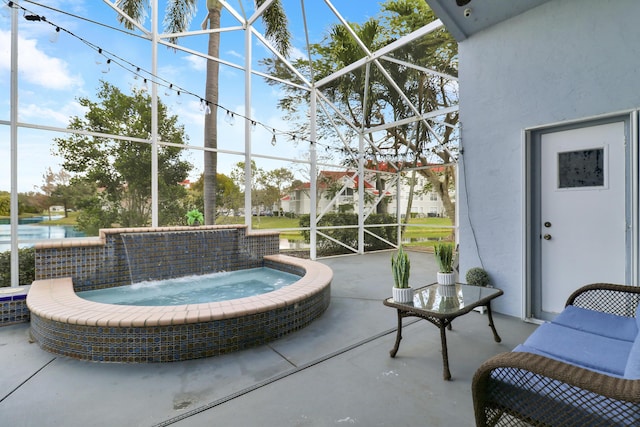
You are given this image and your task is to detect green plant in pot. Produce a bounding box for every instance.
[391,246,413,303]
[186,209,204,226]
[434,242,455,285]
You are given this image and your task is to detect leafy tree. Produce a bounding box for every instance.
[215,173,243,216]
[259,168,294,215]
[189,172,242,217]
[54,81,191,233]
[115,0,291,225]
[263,0,458,222]
[40,168,72,218]
[0,191,43,216]
[230,161,261,209]
[0,192,10,216]
[17,192,45,214]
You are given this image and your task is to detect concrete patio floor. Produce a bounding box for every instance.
[0,250,538,426]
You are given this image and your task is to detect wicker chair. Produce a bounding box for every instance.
[472,283,640,426]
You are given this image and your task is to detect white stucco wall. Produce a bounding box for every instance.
[458,0,640,317]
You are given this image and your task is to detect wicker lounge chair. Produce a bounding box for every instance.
[472,283,640,426]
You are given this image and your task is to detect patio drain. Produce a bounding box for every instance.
[152,320,419,426]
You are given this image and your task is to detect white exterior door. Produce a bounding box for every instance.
[537,121,627,317]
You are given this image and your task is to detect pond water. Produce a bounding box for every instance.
[0,216,85,252]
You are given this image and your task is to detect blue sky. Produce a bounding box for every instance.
[0,0,383,192]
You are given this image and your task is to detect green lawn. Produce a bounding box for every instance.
[30,213,454,246]
[38,211,81,225]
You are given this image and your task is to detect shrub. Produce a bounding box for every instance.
[0,247,35,287]
[299,213,397,256]
[465,267,491,287]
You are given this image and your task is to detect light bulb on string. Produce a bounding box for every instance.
[141,78,148,92]
[95,48,103,65]
[164,84,173,97]
[199,99,206,112]
[225,111,235,126]
[204,102,211,115]
[251,120,257,132]
[175,91,182,105]
[101,58,111,74]
[271,130,277,146]
[49,26,60,43]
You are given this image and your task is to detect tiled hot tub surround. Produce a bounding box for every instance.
[28,255,332,362]
[0,286,30,325]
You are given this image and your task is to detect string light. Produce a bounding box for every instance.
[94,48,103,65]
[9,0,311,143]
[49,26,60,43]
[101,58,111,74]
[6,0,359,151]
[225,111,235,126]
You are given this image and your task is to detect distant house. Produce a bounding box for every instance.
[281,169,451,217]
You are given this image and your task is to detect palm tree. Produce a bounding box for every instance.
[114,0,290,224]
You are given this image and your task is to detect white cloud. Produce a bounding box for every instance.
[289,46,307,61]
[182,54,206,71]
[0,30,83,90]
[19,99,85,126]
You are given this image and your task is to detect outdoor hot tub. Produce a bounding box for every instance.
[27,226,332,362]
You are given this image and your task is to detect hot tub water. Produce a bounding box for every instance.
[78,267,299,306]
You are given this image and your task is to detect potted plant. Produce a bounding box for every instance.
[465,267,491,287]
[186,209,204,226]
[434,242,455,285]
[391,245,413,303]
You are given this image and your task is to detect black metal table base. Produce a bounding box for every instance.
[389,302,501,381]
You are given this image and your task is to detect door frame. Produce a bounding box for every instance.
[523,111,638,322]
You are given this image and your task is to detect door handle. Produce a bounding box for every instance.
[543,234,552,240]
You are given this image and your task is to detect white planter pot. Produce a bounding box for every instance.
[440,283,458,298]
[392,286,413,303]
[437,272,456,285]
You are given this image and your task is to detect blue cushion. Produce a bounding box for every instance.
[624,338,640,379]
[523,323,632,376]
[552,305,638,342]
[513,344,625,377]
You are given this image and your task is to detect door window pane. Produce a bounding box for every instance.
[558,148,604,188]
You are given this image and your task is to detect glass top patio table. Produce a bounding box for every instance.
[385,283,503,315]
[383,283,503,380]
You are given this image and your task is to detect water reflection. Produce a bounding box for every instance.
[0,217,85,252]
